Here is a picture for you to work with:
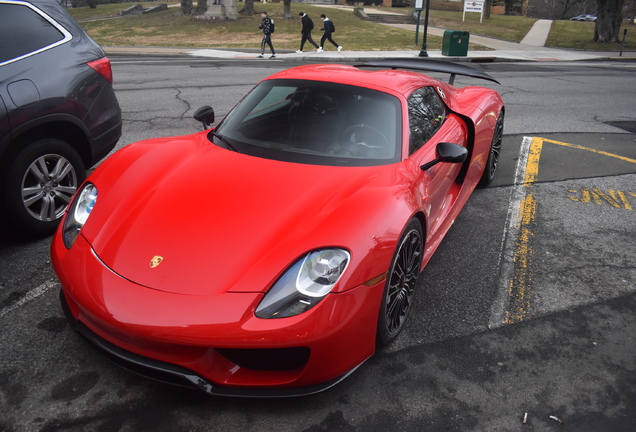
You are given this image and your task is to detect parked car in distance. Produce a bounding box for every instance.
[570,14,597,21]
[0,0,122,235]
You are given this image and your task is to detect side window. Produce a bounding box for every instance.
[407,86,446,155]
[0,2,70,66]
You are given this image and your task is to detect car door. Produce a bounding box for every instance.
[406,86,469,243]
[0,94,9,152]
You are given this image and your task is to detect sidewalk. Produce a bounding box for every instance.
[103,9,636,62]
[106,43,635,63]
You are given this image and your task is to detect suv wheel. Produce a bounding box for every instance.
[5,138,86,235]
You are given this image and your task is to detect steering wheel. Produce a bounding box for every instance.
[340,124,390,153]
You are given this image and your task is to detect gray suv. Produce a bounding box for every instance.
[0,0,122,235]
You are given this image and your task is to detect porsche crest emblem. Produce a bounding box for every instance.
[150,256,164,268]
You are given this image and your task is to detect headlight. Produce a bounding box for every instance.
[255,249,350,319]
[62,183,97,249]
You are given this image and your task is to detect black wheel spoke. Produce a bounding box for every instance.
[479,111,504,186]
[382,225,423,339]
[489,115,504,176]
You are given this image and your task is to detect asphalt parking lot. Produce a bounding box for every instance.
[1,59,635,430]
[1,131,634,431]
[492,132,636,326]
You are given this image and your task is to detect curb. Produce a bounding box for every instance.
[102,46,635,63]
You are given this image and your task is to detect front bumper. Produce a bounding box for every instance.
[52,233,383,396]
[60,289,363,397]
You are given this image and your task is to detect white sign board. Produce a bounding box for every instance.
[463,0,485,22]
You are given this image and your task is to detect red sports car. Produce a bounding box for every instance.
[51,59,504,397]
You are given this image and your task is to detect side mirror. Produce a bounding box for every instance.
[420,142,468,171]
[194,106,215,130]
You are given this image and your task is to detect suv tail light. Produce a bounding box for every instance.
[88,57,113,84]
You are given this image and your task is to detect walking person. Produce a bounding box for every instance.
[258,11,276,59]
[318,14,342,53]
[296,12,319,53]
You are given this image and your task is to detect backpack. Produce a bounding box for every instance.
[308,17,314,30]
[330,21,336,33]
[270,19,275,33]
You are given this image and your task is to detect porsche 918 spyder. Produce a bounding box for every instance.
[51,59,504,397]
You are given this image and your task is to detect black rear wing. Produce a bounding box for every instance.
[356,58,500,86]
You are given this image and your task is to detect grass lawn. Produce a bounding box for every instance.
[547,19,634,50]
[68,2,633,52]
[73,3,442,51]
[426,10,536,43]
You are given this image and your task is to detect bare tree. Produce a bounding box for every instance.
[195,0,208,15]
[503,0,523,14]
[181,0,194,15]
[493,0,524,15]
[283,0,292,19]
[559,0,573,18]
[240,0,255,15]
[594,0,627,42]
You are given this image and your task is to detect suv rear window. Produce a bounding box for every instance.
[0,1,72,66]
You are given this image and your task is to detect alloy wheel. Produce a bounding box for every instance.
[21,153,78,222]
[383,223,423,338]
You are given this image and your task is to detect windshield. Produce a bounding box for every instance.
[214,79,402,166]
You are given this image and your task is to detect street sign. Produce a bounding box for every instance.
[463,0,485,23]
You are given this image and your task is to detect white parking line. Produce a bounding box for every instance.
[0,279,59,318]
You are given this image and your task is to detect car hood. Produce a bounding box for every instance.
[82,133,402,296]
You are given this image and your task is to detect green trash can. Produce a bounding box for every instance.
[442,30,469,56]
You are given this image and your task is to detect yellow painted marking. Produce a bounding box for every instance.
[594,189,622,208]
[568,188,596,203]
[587,189,602,204]
[505,137,542,324]
[503,136,634,325]
[505,193,537,324]
[541,138,636,164]
[567,187,635,210]
[524,138,542,185]
[617,191,633,210]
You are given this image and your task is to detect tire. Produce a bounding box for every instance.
[4,138,85,235]
[479,111,504,187]
[377,219,424,347]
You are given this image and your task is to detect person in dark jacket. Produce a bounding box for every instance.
[317,14,342,53]
[297,12,319,53]
[258,11,276,59]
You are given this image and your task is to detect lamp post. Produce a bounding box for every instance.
[418,0,431,57]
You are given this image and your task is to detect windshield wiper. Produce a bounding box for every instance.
[211,130,240,153]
